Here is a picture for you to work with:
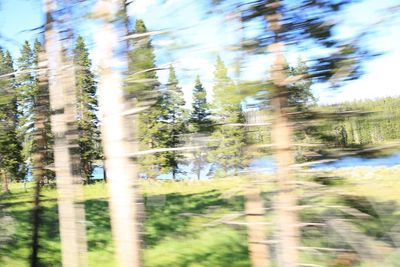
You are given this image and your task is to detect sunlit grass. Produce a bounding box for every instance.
[1,167,399,266]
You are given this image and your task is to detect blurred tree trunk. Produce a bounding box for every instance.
[1,170,9,193]
[30,47,50,267]
[245,185,269,267]
[266,1,299,266]
[43,1,88,266]
[94,0,142,266]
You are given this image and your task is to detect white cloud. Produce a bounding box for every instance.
[128,0,158,17]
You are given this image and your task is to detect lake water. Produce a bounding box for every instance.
[30,152,400,181]
[312,152,400,169]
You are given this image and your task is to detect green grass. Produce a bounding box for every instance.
[1,169,400,266]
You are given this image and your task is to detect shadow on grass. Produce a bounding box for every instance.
[1,187,249,267]
[0,193,61,267]
[143,190,244,247]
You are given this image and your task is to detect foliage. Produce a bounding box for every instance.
[125,19,159,103]
[319,97,400,146]
[189,75,212,133]
[287,58,315,111]
[209,56,248,175]
[73,36,101,182]
[0,48,25,182]
[15,40,54,183]
[139,64,187,179]
[187,76,213,179]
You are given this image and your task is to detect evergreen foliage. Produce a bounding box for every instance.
[188,76,213,179]
[73,36,101,183]
[160,66,187,179]
[208,56,247,176]
[126,19,159,103]
[130,20,187,179]
[15,41,36,172]
[0,48,25,182]
[139,65,187,179]
[189,75,212,133]
[287,58,315,111]
[320,97,400,146]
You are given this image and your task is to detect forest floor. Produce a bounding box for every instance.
[0,166,399,267]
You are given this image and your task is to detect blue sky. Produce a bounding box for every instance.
[1,0,399,106]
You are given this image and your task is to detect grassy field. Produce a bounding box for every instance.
[0,167,399,266]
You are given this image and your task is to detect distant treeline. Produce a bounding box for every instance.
[318,96,400,146]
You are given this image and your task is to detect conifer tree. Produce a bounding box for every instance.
[126,19,159,102]
[16,41,36,168]
[125,19,163,179]
[32,40,54,183]
[189,75,212,179]
[209,56,247,176]
[163,65,187,179]
[189,75,212,132]
[73,36,100,183]
[139,65,187,179]
[287,58,314,111]
[16,40,54,184]
[0,49,24,190]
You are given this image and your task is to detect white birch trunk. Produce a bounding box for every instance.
[93,1,142,266]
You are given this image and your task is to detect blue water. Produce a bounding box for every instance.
[92,166,105,179]
[313,152,400,169]
[250,152,400,171]
[25,152,400,181]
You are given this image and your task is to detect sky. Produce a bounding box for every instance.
[0,0,399,106]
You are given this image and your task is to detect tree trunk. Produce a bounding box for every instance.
[197,165,201,180]
[94,1,142,266]
[271,91,299,267]
[30,47,50,267]
[43,1,88,266]
[269,50,299,267]
[102,162,107,182]
[1,170,9,193]
[265,2,300,266]
[245,185,269,267]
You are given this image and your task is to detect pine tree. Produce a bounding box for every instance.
[209,56,247,176]
[163,65,187,179]
[189,75,212,180]
[16,40,54,184]
[32,40,54,183]
[125,19,163,179]
[225,1,373,265]
[189,75,212,133]
[73,36,100,183]
[139,65,187,179]
[287,58,314,111]
[0,48,24,190]
[126,19,159,103]
[16,41,36,169]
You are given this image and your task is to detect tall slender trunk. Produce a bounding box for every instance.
[196,163,201,180]
[245,185,269,267]
[269,48,299,267]
[266,1,299,266]
[30,47,50,267]
[271,89,299,267]
[94,1,142,266]
[43,1,88,266]
[1,170,9,193]
[172,167,177,180]
[102,163,107,182]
